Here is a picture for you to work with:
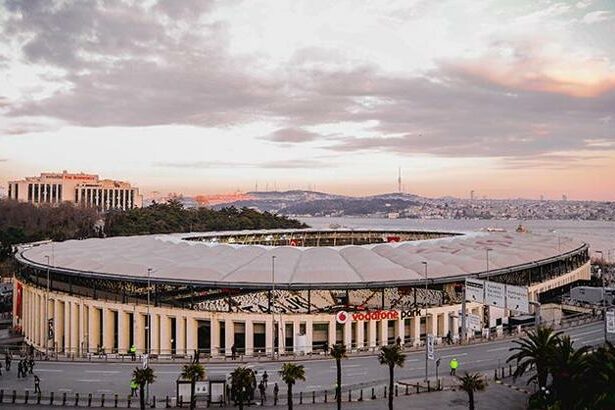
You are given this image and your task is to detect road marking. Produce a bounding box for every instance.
[406,359,419,362]
[440,353,468,359]
[35,369,63,372]
[306,385,323,389]
[486,347,509,352]
[77,379,102,382]
[85,370,120,374]
[330,364,362,369]
[156,371,180,374]
[58,388,72,392]
[347,372,367,377]
[571,329,602,337]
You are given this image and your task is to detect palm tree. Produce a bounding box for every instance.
[279,363,306,410]
[230,367,255,410]
[549,336,589,410]
[330,343,347,410]
[181,363,205,410]
[507,326,562,389]
[378,344,406,410]
[584,341,615,409]
[132,367,155,410]
[457,372,487,410]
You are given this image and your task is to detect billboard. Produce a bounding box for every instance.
[466,314,481,331]
[427,335,435,360]
[506,285,530,313]
[607,310,615,334]
[485,281,506,308]
[465,279,485,303]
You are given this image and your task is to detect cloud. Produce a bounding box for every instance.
[260,128,321,143]
[154,159,336,169]
[582,10,614,24]
[0,158,7,162]
[498,154,607,170]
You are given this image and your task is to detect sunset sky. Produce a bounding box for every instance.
[1,0,614,199]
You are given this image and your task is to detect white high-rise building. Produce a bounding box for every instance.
[7,170,143,211]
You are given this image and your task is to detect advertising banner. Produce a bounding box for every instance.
[465,278,485,303]
[485,281,506,308]
[505,285,530,313]
[427,335,435,360]
[607,310,615,334]
[466,313,481,331]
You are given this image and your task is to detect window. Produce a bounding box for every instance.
[28,184,33,201]
[8,184,11,199]
[33,184,39,203]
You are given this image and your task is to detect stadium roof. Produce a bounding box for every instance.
[16,229,586,289]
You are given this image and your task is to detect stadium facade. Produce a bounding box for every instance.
[12,229,590,357]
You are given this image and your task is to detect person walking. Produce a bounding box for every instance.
[231,344,237,360]
[258,381,266,403]
[28,357,34,374]
[5,353,11,371]
[262,370,268,388]
[34,375,41,394]
[129,344,136,362]
[130,378,138,397]
[273,383,279,404]
[17,360,24,378]
[449,358,459,376]
[0,361,3,376]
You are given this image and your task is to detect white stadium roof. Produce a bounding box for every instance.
[17,229,586,289]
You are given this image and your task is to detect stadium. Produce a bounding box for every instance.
[12,229,590,358]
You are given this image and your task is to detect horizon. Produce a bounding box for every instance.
[1,1,615,200]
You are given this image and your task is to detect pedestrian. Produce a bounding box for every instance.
[0,361,3,376]
[273,383,279,403]
[449,358,459,376]
[446,330,452,344]
[34,374,41,394]
[262,370,268,388]
[130,378,138,397]
[231,344,237,360]
[17,360,22,378]
[258,381,266,403]
[5,353,11,371]
[396,336,402,346]
[129,344,136,362]
[28,357,34,374]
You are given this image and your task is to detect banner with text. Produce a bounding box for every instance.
[505,285,530,313]
[485,281,506,308]
[465,278,485,303]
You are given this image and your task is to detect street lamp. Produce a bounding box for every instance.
[421,261,429,382]
[44,255,50,357]
[484,248,492,333]
[146,267,152,405]
[271,255,276,359]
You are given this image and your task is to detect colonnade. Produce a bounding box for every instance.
[15,281,479,357]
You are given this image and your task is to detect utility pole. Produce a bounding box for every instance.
[146,267,152,405]
[45,255,50,357]
[271,256,276,359]
[422,261,428,382]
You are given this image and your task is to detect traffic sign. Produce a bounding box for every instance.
[505,284,530,313]
[466,314,481,331]
[427,335,435,360]
[465,279,485,303]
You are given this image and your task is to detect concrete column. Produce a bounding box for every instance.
[328,319,336,348]
[368,320,377,349]
[177,316,186,356]
[117,310,129,354]
[452,314,460,337]
[305,318,313,354]
[88,306,100,352]
[396,319,405,346]
[102,308,115,352]
[70,302,78,355]
[441,313,450,338]
[185,316,197,355]
[211,318,221,356]
[135,312,145,354]
[412,316,421,347]
[292,320,300,354]
[160,315,171,355]
[151,313,160,354]
[356,321,364,349]
[245,320,254,356]
[427,314,435,336]
[78,302,86,355]
[64,300,71,353]
[39,294,45,348]
[265,319,273,356]
[380,319,388,346]
[344,320,352,349]
[224,319,235,357]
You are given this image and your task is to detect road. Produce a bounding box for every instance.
[0,321,605,399]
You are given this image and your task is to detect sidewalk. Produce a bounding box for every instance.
[0,382,528,409]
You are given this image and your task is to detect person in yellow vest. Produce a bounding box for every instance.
[129,344,136,362]
[130,378,138,397]
[449,358,459,376]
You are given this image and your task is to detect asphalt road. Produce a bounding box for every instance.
[0,321,605,399]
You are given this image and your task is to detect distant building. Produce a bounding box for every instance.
[7,170,142,210]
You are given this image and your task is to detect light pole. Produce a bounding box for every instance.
[146,267,152,405]
[44,255,50,357]
[271,255,276,359]
[422,261,428,382]
[484,248,492,333]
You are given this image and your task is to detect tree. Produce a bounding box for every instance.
[507,326,562,389]
[378,344,406,410]
[584,342,615,409]
[181,363,205,410]
[279,363,305,410]
[230,367,255,410]
[330,343,347,410]
[549,336,589,410]
[457,372,487,410]
[132,367,156,410]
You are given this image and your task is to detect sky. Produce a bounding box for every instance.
[1,0,614,200]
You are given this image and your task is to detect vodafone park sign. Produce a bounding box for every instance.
[335,309,420,324]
